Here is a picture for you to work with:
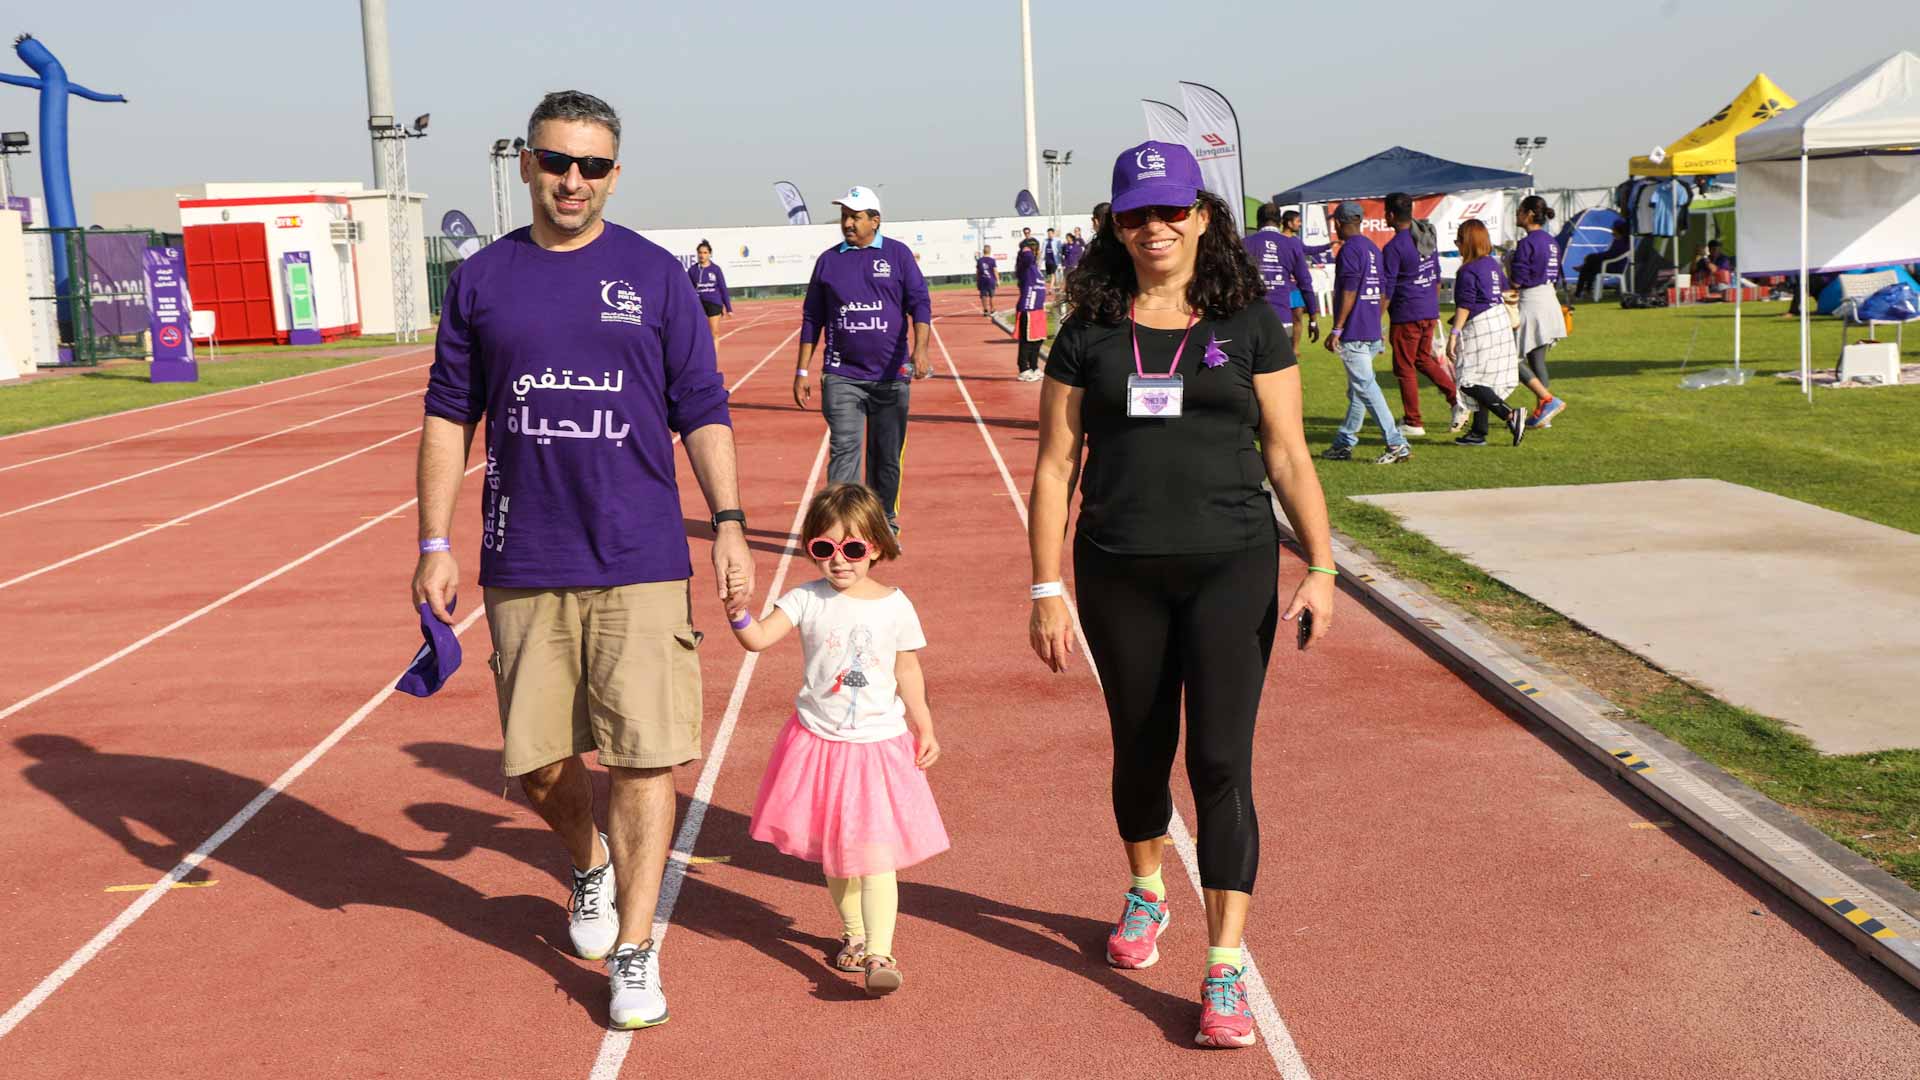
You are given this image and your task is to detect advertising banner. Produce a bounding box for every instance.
[1142,99,1187,144]
[1179,82,1247,233]
[283,251,321,345]
[1014,190,1040,217]
[773,181,811,225]
[144,246,196,383]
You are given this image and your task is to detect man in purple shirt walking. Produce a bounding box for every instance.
[792,186,932,533]
[415,91,753,1031]
[1380,192,1462,436]
[1321,202,1410,464]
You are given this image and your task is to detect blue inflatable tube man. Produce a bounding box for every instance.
[2,33,128,313]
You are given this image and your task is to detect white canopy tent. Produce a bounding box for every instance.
[1733,51,1920,398]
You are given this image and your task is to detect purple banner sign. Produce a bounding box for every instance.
[144,246,198,383]
[4,196,29,224]
[84,233,152,341]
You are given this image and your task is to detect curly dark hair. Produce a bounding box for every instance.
[1065,191,1264,323]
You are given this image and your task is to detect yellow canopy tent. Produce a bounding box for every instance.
[1630,73,1797,176]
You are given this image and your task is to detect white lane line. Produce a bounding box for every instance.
[0,360,434,474]
[0,461,485,725]
[0,388,423,520]
[588,431,829,1080]
[0,602,489,1042]
[931,323,1313,1080]
[0,345,434,444]
[672,329,798,446]
[1,428,418,591]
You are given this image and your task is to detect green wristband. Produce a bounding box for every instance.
[1308,566,1338,577]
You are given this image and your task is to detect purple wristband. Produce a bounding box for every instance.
[419,538,451,554]
[730,611,753,630]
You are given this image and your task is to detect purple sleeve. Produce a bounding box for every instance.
[1510,237,1538,287]
[799,253,829,345]
[902,249,931,323]
[1288,244,1319,315]
[423,265,486,423]
[715,264,732,313]
[660,266,731,435]
[1454,267,1478,311]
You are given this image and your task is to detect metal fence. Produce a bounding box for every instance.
[425,233,497,317]
[25,227,164,366]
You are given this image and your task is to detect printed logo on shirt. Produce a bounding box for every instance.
[598,279,645,326]
[1135,147,1168,179]
[871,258,893,278]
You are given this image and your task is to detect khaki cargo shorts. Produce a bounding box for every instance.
[483,580,704,777]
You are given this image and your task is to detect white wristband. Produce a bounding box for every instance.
[1030,581,1064,600]
[795,369,810,378]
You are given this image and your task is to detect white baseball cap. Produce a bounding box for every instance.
[833,185,882,214]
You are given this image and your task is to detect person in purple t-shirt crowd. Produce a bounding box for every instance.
[1380,193,1464,437]
[1242,202,1321,355]
[1447,218,1527,447]
[688,239,732,340]
[975,244,999,315]
[1014,237,1047,381]
[1508,195,1566,429]
[1060,230,1086,302]
[793,186,933,536]
[415,90,754,1032]
[1321,202,1411,464]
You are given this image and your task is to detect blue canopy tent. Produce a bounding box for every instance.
[1273,145,1533,202]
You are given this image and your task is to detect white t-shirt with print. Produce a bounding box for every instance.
[774,579,927,743]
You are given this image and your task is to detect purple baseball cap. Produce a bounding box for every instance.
[1110,140,1203,213]
[396,600,463,697]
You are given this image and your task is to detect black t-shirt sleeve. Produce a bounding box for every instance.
[1045,316,1090,387]
[1248,302,1297,374]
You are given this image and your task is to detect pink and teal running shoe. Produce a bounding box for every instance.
[1196,963,1256,1048]
[1105,888,1169,969]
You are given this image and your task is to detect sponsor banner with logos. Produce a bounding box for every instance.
[1179,82,1246,234]
[143,246,196,382]
[645,214,1092,291]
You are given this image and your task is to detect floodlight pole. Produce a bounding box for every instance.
[359,0,397,191]
[1020,0,1038,198]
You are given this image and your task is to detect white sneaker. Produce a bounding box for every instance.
[569,832,619,961]
[608,942,669,1029]
[1401,424,1427,438]
[1450,401,1470,433]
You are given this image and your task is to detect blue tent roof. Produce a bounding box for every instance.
[1274,146,1534,203]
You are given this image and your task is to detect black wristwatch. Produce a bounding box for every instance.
[710,509,746,532]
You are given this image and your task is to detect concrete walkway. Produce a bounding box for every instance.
[1358,478,1920,755]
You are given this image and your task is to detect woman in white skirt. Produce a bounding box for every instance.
[1445,219,1527,447]
[1509,195,1566,428]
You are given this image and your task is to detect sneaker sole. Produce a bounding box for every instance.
[1195,1030,1258,1048]
[609,1011,669,1030]
[1106,907,1169,969]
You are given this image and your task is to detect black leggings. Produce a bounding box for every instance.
[1073,536,1279,893]
[1523,345,1551,388]
[1016,310,1043,372]
[1464,385,1514,437]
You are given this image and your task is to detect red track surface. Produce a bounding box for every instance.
[2,294,1916,1079]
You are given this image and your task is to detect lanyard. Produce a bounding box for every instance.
[1130,301,1198,379]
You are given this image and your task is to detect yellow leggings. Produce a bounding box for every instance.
[825,872,899,959]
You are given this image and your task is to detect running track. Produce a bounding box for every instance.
[1,295,1916,1079]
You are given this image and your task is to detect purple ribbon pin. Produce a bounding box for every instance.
[1202,335,1230,369]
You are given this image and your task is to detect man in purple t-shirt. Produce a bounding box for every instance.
[415,91,751,1031]
[1321,202,1410,464]
[1380,192,1461,437]
[792,186,932,534]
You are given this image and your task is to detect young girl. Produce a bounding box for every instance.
[727,483,948,997]
[1507,195,1567,429]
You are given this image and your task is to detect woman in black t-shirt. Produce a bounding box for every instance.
[1027,141,1337,1049]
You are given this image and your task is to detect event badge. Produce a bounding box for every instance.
[1126,373,1183,418]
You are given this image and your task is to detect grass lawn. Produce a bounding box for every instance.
[0,332,434,437]
[1305,299,1920,886]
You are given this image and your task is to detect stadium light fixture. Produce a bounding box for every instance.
[411,113,431,135]
[491,138,511,154]
[512,137,525,152]
[368,114,395,132]
[0,131,27,150]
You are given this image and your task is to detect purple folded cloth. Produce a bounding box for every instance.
[397,600,462,697]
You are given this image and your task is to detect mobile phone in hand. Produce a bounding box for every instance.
[1296,608,1314,651]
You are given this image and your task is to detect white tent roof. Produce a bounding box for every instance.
[1738,51,1920,162]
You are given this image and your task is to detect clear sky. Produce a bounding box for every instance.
[0,2,1902,231]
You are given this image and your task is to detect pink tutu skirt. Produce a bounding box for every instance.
[748,714,950,878]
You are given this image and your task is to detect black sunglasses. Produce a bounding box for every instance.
[527,148,617,181]
[1112,203,1196,230]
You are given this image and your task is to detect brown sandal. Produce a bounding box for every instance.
[863,954,903,997]
[833,935,867,972]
